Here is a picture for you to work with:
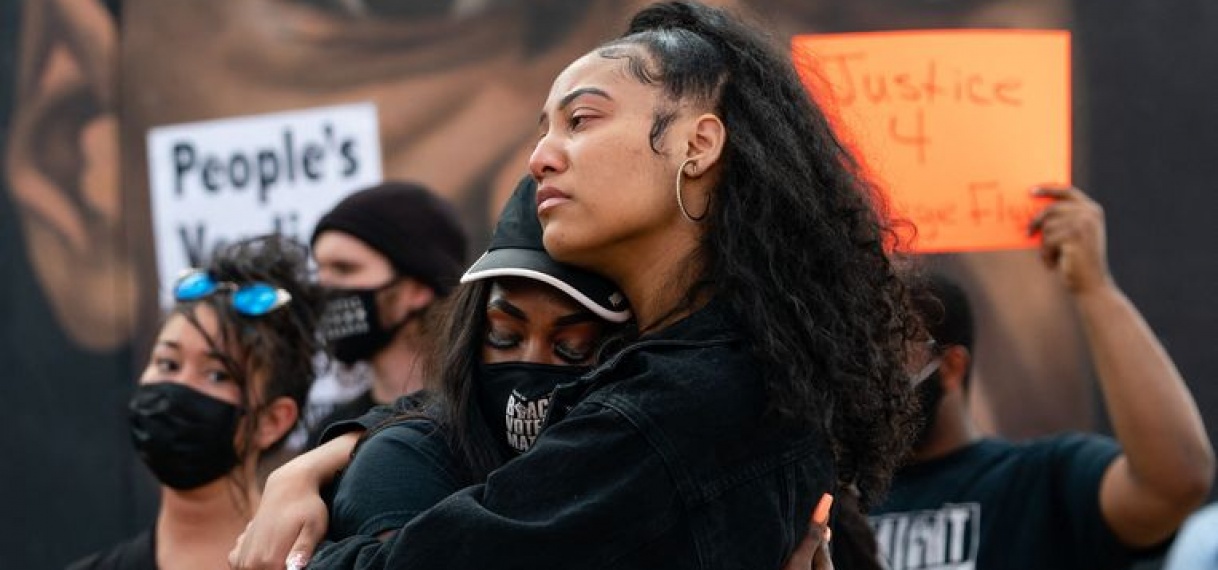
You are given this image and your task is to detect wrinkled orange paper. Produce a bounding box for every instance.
[793,30,1071,252]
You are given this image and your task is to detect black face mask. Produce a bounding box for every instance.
[319,284,410,365]
[476,362,589,455]
[128,382,243,490]
[913,370,945,449]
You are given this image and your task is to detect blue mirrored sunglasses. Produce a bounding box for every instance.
[174,269,292,317]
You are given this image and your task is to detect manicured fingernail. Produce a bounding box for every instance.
[286,552,308,570]
[825,527,833,543]
[812,493,834,525]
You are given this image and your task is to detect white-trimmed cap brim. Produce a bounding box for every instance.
[461,251,631,323]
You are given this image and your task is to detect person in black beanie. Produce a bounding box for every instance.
[306,181,467,448]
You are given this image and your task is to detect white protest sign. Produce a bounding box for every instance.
[147,103,382,302]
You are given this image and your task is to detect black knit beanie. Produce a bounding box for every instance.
[311,181,468,295]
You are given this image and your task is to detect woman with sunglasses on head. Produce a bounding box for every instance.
[69,235,324,570]
[234,3,916,568]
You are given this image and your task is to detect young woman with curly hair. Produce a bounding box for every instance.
[233,2,917,568]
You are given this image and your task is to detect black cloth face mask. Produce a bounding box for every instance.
[319,282,411,365]
[476,362,589,455]
[128,382,243,490]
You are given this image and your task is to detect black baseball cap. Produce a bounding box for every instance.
[461,176,631,323]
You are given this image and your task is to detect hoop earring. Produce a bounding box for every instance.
[676,158,707,223]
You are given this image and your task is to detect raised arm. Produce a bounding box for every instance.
[1030,185,1214,547]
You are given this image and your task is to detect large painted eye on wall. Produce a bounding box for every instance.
[291,0,513,20]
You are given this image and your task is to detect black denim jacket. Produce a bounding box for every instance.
[310,300,834,569]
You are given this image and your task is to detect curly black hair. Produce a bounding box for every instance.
[599,1,921,509]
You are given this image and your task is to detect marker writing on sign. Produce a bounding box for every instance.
[900,181,1044,244]
[172,124,359,205]
[821,52,1024,108]
[178,212,303,267]
[823,52,1024,164]
[795,31,1069,252]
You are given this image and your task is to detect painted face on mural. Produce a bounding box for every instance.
[4,0,135,350]
[120,0,620,231]
[6,0,617,350]
[6,0,1067,344]
[6,0,1081,439]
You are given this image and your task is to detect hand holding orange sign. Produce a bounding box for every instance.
[793,31,1070,253]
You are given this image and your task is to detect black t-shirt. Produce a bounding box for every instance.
[326,418,463,540]
[870,434,1133,570]
[65,530,156,570]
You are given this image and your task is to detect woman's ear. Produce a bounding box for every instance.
[6,0,134,351]
[684,113,726,174]
[253,396,299,452]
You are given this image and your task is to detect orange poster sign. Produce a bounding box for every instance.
[792,31,1071,253]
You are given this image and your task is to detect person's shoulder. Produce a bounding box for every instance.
[1015,432,1121,462]
[362,415,446,452]
[306,388,378,443]
[577,336,804,473]
[65,530,155,570]
[633,336,753,381]
[983,433,1122,496]
[894,439,1015,482]
[940,434,1120,476]
[961,438,1021,463]
[325,389,379,423]
[341,416,460,498]
[591,338,760,417]
[599,300,755,394]
[573,301,794,438]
